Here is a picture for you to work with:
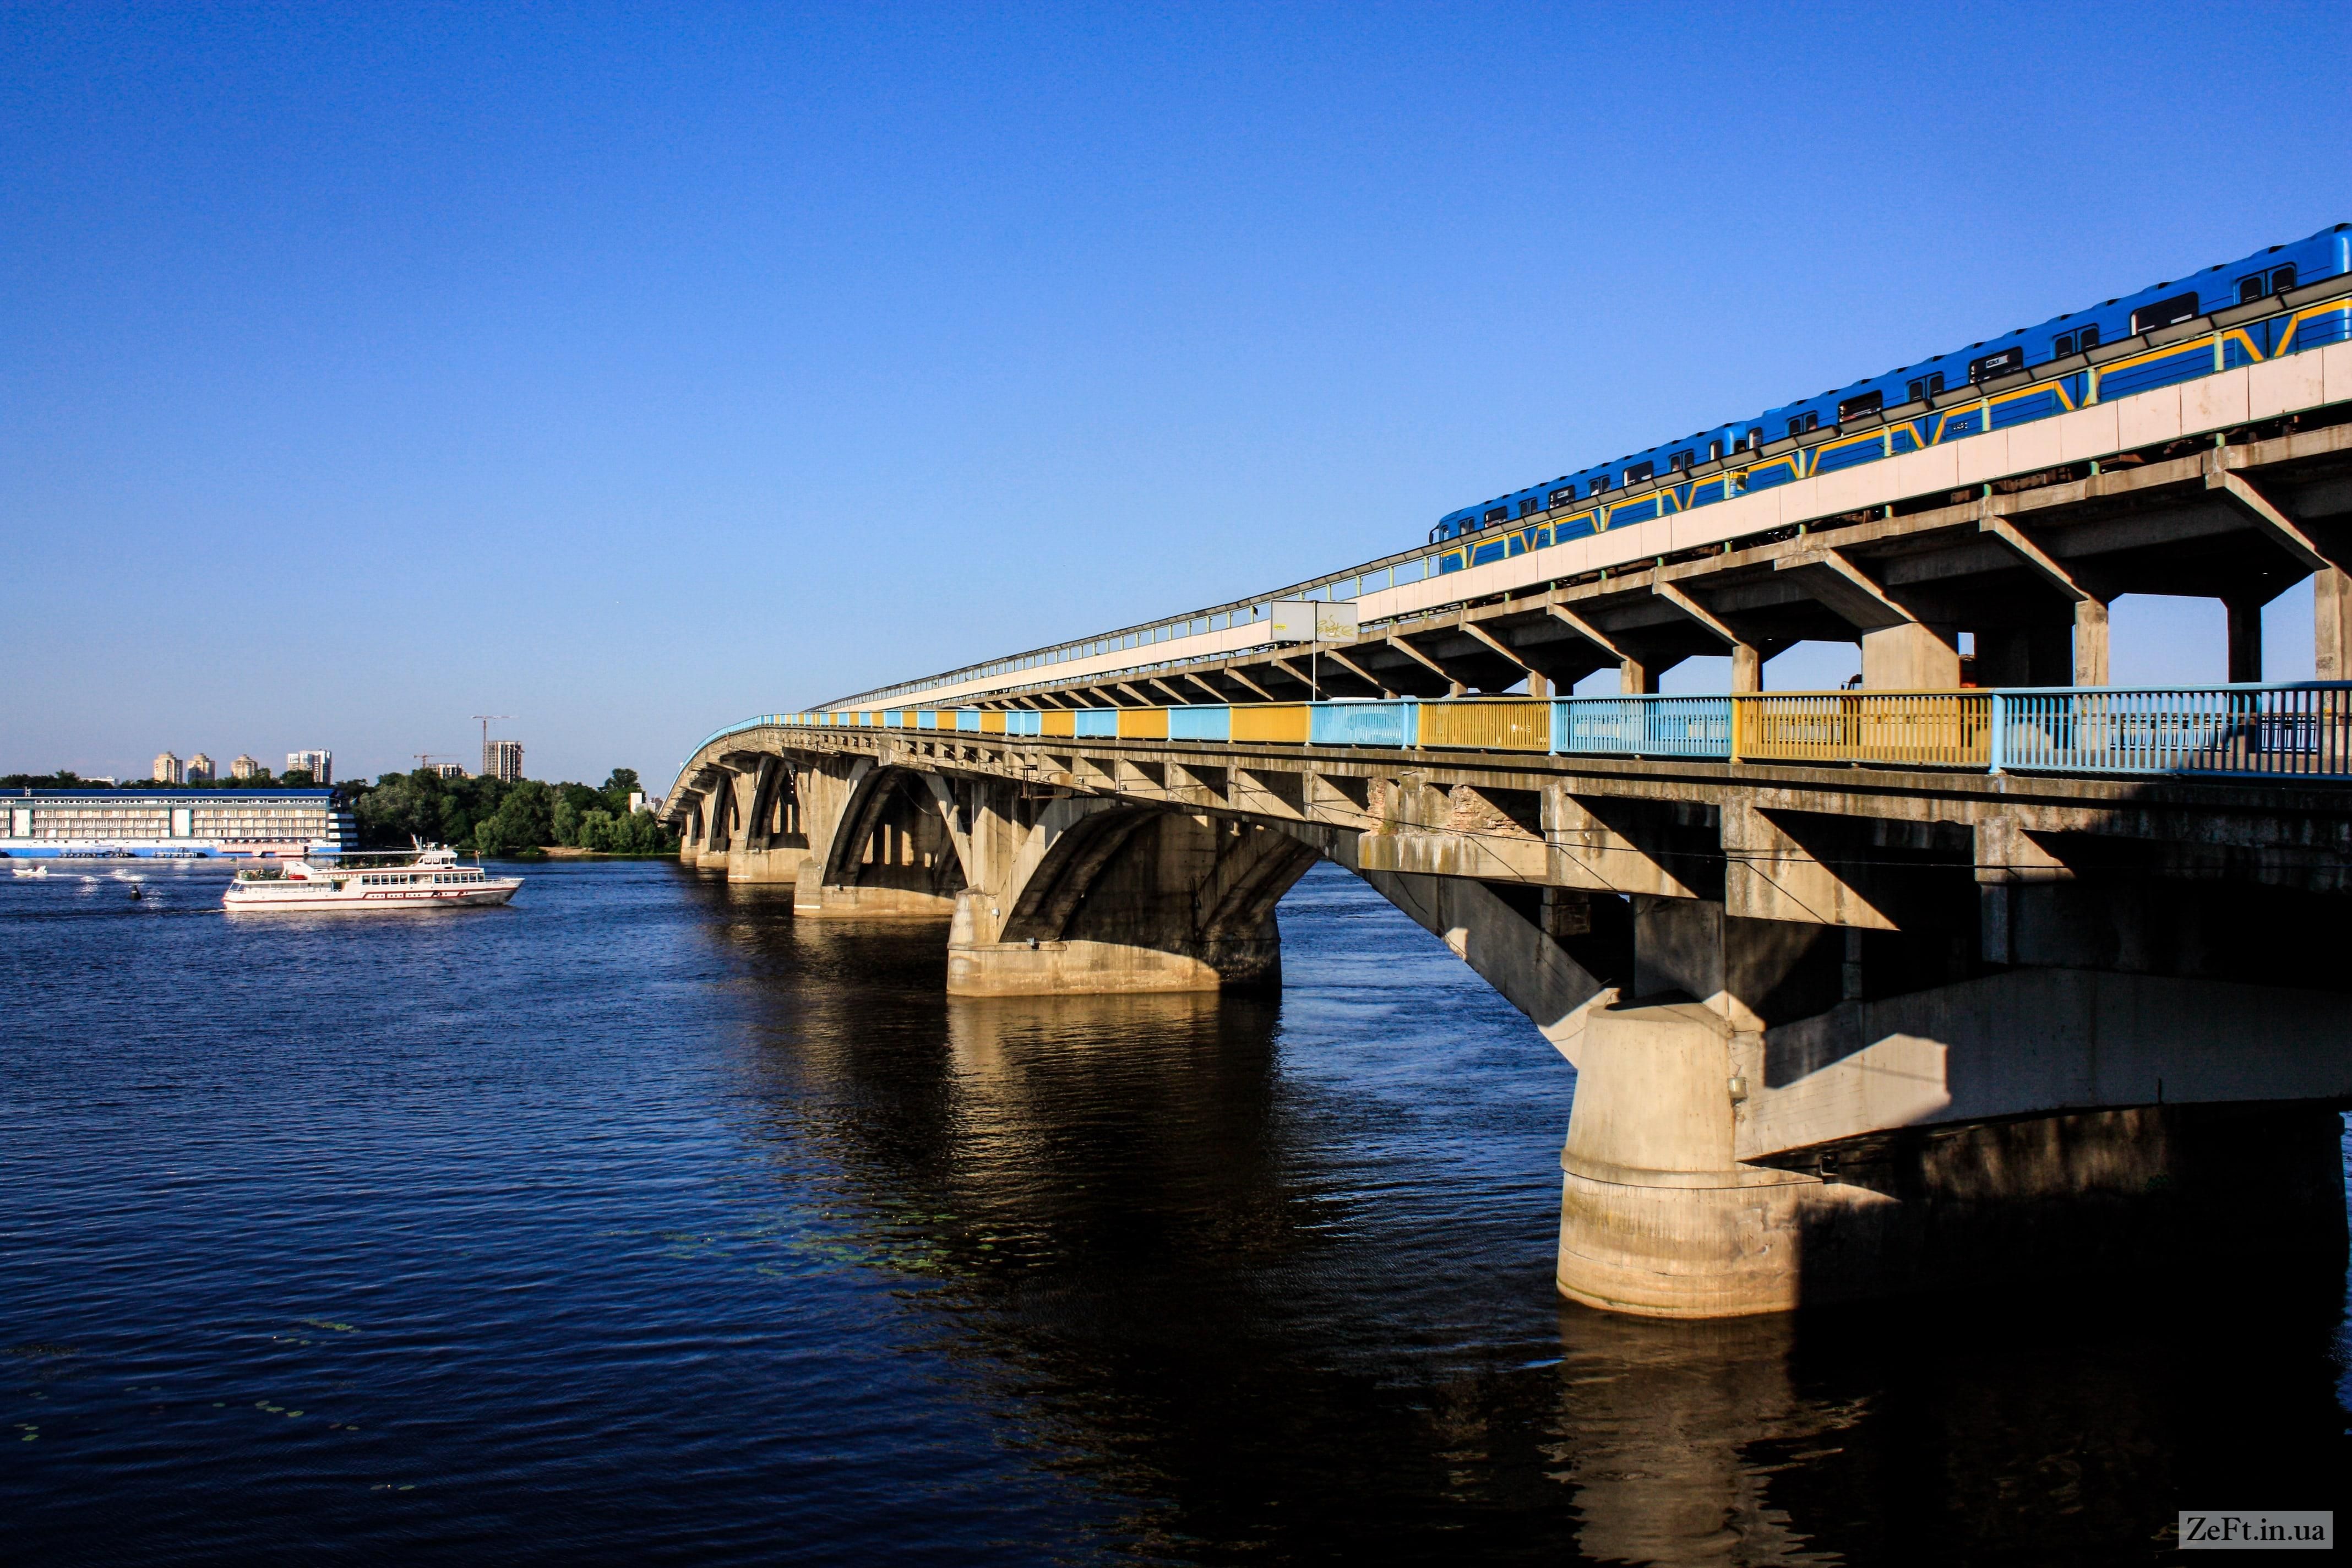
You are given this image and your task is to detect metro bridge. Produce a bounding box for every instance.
[662,288,2352,1319]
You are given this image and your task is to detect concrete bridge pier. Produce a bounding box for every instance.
[945,788,1318,995]
[725,755,809,884]
[1555,895,2349,1317]
[791,754,965,917]
[1554,900,1851,1317]
[674,755,809,882]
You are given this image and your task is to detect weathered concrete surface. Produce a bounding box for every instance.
[1742,965,2352,1160]
[723,847,804,884]
[1557,1000,1855,1317]
[1556,997,2348,1317]
[945,795,1312,996]
[794,882,957,917]
[945,937,1257,996]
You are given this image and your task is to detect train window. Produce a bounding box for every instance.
[1669,449,1694,472]
[1836,390,1882,422]
[1708,439,1722,462]
[1624,461,1654,485]
[1519,499,1541,516]
[1787,418,1802,439]
[1589,475,1611,496]
[2076,326,2097,353]
[2272,264,2297,294]
[1547,487,1575,509]
[2052,332,2076,358]
[2130,291,2199,335]
[2237,274,2267,306]
[1744,428,1762,450]
[1484,507,1509,525]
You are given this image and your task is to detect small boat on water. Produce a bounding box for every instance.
[11,863,48,878]
[222,842,521,913]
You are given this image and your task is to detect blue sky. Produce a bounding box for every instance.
[6,2,2349,785]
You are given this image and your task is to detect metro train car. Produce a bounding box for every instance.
[1429,224,2352,570]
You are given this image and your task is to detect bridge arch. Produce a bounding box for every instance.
[796,759,970,917]
[944,791,1319,996]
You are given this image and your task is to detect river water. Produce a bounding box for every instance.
[3,859,2345,1564]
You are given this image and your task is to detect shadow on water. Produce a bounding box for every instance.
[686,865,2351,1567]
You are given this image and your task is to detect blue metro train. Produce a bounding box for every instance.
[1430,224,2352,563]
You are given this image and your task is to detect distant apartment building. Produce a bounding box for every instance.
[628,791,663,815]
[483,739,525,783]
[431,763,468,780]
[186,753,216,785]
[285,749,333,785]
[230,755,263,780]
[151,752,183,785]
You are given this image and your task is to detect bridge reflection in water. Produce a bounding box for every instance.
[692,865,2350,1564]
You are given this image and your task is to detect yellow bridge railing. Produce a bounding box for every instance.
[1732,693,1993,768]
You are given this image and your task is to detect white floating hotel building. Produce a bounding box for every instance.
[0,789,356,860]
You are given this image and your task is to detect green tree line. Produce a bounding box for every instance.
[346,767,676,856]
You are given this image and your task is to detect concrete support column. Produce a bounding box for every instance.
[693,775,737,862]
[793,758,963,917]
[715,771,753,884]
[2316,568,2352,680]
[1559,896,1833,1315]
[1554,894,2351,1317]
[947,799,1315,996]
[1859,621,1960,689]
[2225,597,2263,683]
[1525,672,1551,699]
[1619,657,1658,695]
[2073,597,2111,687]
[727,758,806,885]
[1556,997,1837,1317]
[1730,643,1762,694]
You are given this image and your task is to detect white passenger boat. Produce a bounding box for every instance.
[222,843,520,912]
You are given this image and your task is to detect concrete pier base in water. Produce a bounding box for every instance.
[723,847,804,884]
[793,882,957,918]
[945,934,1280,997]
[1555,999,2350,1317]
